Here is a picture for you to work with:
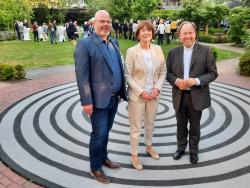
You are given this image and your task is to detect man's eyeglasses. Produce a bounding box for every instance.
[96,20,111,24]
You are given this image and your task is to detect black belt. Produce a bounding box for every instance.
[112,93,117,96]
[182,90,191,94]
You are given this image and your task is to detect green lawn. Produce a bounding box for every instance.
[0,39,242,69]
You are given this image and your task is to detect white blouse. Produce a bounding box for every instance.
[142,49,154,93]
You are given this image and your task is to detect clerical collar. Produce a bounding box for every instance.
[183,43,195,50]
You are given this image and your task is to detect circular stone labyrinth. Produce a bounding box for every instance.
[0,82,250,188]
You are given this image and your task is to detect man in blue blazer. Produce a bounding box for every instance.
[74,10,127,184]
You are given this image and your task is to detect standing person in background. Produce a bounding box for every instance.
[125,20,166,171]
[48,20,57,44]
[23,19,29,28]
[42,22,48,41]
[83,21,89,38]
[123,21,128,39]
[14,20,21,40]
[170,20,177,40]
[18,22,24,40]
[74,10,127,183]
[68,20,75,41]
[32,21,39,42]
[132,21,138,41]
[166,21,218,164]
[156,19,165,45]
[113,19,119,39]
[65,21,70,40]
[128,19,133,40]
[74,21,79,39]
[164,20,171,44]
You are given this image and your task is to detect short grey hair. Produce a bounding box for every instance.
[177,21,197,35]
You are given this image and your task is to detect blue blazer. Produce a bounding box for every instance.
[74,34,127,109]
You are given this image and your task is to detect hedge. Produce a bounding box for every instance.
[198,34,229,43]
[0,64,26,80]
[239,50,250,76]
[0,31,16,41]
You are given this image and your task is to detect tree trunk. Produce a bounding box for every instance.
[205,23,209,35]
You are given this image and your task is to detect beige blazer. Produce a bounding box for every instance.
[125,43,166,102]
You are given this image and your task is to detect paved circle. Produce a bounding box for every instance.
[0,82,250,188]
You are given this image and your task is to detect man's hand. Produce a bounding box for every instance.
[176,79,188,90]
[185,78,197,88]
[150,88,159,98]
[82,104,93,116]
[140,91,153,101]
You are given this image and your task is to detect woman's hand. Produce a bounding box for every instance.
[140,91,153,101]
[151,88,159,98]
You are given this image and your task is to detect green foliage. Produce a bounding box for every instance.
[86,0,158,21]
[229,7,250,44]
[0,31,16,41]
[107,0,132,21]
[242,0,250,7]
[150,10,175,19]
[0,64,26,80]
[14,64,26,79]
[211,47,218,61]
[208,28,225,35]
[0,0,33,30]
[198,33,229,43]
[177,0,229,32]
[131,0,159,20]
[241,29,250,48]
[239,51,250,76]
[33,5,50,24]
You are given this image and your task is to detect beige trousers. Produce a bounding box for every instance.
[128,97,159,156]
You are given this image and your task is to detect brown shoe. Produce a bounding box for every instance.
[103,160,121,169]
[90,170,110,184]
[131,156,143,170]
[146,146,160,160]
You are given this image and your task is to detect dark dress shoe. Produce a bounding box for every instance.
[190,153,198,164]
[90,170,110,184]
[103,160,121,169]
[173,150,185,160]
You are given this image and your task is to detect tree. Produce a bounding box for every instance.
[131,0,159,20]
[85,0,159,21]
[106,0,132,21]
[229,7,250,44]
[177,0,203,32]
[242,0,250,7]
[0,0,33,30]
[177,0,229,35]
[199,4,229,35]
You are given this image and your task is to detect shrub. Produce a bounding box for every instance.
[0,64,26,80]
[0,31,16,41]
[241,29,250,48]
[211,47,218,61]
[229,7,250,45]
[14,65,26,80]
[208,28,225,35]
[150,10,175,19]
[239,51,250,76]
[198,34,229,43]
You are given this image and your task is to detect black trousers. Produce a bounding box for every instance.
[157,34,164,45]
[33,31,38,42]
[175,91,202,154]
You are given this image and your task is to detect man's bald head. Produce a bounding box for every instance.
[94,10,110,20]
[93,10,111,40]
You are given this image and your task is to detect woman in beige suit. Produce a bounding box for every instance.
[125,20,166,170]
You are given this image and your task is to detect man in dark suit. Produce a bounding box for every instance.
[74,10,127,183]
[166,21,218,164]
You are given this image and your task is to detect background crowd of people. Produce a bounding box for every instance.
[14,17,179,45]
